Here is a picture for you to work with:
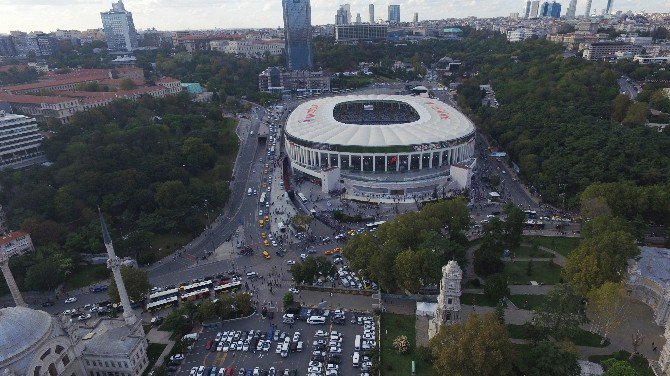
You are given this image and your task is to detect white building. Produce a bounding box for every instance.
[210,39,285,58]
[100,0,138,52]
[0,112,44,169]
[507,28,532,42]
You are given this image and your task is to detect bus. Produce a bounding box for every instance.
[297,192,308,203]
[365,221,386,230]
[180,280,214,294]
[146,296,179,312]
[181,288,210,302]
[214,280,242,295]
[524,210,538,219]
[524,219,545,229]
[148,288,180,304]
[260,192,266,205]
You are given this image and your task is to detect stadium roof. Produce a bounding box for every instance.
[285,95,475,147]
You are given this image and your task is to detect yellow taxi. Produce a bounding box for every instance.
[264,239,270,247]
[259,219,264,227]
[324,249,333,255]
[265,215,269,222]
[261,232,267,239]
[262,250,271,259]
[333,247,342,253]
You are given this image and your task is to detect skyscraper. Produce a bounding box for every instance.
[413,12,419,24]
[540,1,561,18]
[566,0,577,19]
[388,4,400,23]
[530,0,540,18]
[584,0,593,17]
[282,0,313,71]
[356,13,362,24]
[335,4,351,25]
[369,4,375,24]
[604,0,614,15]
[100,0,138,52]
[524,0,532,18]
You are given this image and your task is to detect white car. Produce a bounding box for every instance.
[275,344,282,354]
[170,354,185,362]
[286,260,295,265]
[289,288,300,294]
[315,330,328,337]
[64,297,77,304]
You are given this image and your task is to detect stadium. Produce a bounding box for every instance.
[284,95,476,202]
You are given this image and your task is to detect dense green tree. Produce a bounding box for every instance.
[108,266,152,304]
[520,341,581,376]
[602,359,638,376]
[503,203,525,247]
[533,284,586,339]
[429,313,514,376]
[483,273,509,302]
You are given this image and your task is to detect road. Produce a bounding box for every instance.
[618,76,640,99]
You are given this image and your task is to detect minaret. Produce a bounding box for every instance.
[99,209,137,326]
[0,257,26,307]
[429,260,462,339]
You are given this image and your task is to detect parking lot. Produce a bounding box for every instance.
[175,310,376,376]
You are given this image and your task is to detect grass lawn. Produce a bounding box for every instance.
[65,264,109,290]
[142,343,167,376]
[589,351,654,376]
[150,232,193,260]
[460,293,499,307]
[522,236,581,257]
[508,294,548,310]
[506,324,609,347]
[508,245,552,258]
[503,261,563,285]
[380,313,436,376]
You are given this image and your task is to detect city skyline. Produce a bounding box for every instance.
[0,0,667,34]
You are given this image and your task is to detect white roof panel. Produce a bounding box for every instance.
[285,95,475,147]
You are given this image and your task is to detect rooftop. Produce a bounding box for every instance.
[631,246,670,289]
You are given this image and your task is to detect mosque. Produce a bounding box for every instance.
[0,212,148,376]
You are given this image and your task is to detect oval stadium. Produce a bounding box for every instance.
[284,95,477,202]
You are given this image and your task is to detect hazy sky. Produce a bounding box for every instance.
[1,0,667,34]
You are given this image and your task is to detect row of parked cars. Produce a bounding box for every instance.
[205,329,304,356]
[190,366,296,376]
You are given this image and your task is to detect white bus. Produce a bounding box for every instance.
[181,288,210,302]
[148,288,179,304]
[365,221,386,230]
[297,192,308,203]
[259,192,266,205]
[147,296,179,312]
[214,280,242,295]
[180,280,213,295]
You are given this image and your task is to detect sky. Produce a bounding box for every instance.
[0,0,667,34]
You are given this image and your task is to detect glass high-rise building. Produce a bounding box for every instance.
[604,0,614,15]
[282,0,313,71]
[388,4,400,23]
[100,0,138,52]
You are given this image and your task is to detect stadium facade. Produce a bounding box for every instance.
[284,95,476,202]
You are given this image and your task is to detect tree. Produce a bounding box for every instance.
[429,313,514,376]
[520,341,581,376]
[119,78,137,90]
[503,203,525,247]
[154,180,192,210]
[563,228,638,295]
[108,266,151,304]
[602,359,638,376]
[283,292,294,307]
[392,335,409,354]
[233,293,254,316]
[195,300,218,322]
[483,273,509,302]
[533,284,586,339]
[586,282,630,344]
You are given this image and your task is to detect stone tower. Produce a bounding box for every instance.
[428,260,462,339]
[99,209,137,326]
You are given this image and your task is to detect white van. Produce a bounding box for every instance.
[352,352,360,367]
[306,316,326,325]
[280,342,289,358]
[182,333,199,342]
[354,335,361,351]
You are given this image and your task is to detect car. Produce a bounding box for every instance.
[170,354,185,362]
[286,260,295,265]
[315,330,328,337]
[190,367,199,376]
[262,341,271,352]
[210,367,218,376]
[197,366,206,376]
[258,210,263,216]
[329,346,342,354]
[292,332,301,342]
[64,297,77,304]
[215,332,223,342]
[289,288,299,294]
[271,240,278,247]
[275,344,282,354]
[263,239,270,246]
